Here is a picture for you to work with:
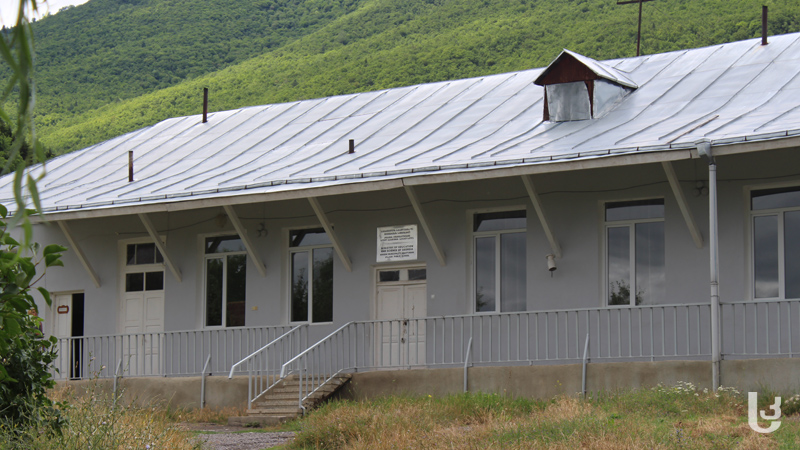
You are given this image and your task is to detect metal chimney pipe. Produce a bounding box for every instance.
[128,151,134,182]
[203,87,209,123]
[349,139,355,154]
[762,6,768,45]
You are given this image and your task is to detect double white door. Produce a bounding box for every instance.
[375,271,427,367]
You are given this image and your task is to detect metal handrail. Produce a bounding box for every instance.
[229,324,308,409]
[228,325,306,378]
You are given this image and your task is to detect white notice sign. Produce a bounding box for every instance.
[377,225,418,262]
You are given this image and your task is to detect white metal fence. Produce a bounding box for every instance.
[52,325,293,380]
[280,302,714,409]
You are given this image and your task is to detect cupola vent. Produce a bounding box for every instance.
[534,50,637,122]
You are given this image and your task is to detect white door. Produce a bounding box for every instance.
[51,294,73,377]
[375,268,427,367]
[121,278,164,376]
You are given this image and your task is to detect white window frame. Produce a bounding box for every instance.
[470,208,527,314]
[603,198,665,307]
[748,183,800,300]
[202,234,247,328]
[288,227,334,325]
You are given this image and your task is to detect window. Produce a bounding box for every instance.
[473,210,526,313]
[205,236,246,327]
[290,228,333,323]
[605,199,665,306]
[751,186,800,299]
[124,243,164,292]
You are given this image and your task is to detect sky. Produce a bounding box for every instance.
[0,0,88,26]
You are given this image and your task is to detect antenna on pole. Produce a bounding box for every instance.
[617,0,655,56]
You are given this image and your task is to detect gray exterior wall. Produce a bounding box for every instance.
[34,147,800,343]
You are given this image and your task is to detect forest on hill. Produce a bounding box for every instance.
[6,0,800,155]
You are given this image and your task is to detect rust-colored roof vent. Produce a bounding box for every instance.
[534,50,637,122]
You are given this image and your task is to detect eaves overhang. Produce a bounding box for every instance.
[27,131,800,223]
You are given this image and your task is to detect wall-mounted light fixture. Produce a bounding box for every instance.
[546,254,557,276]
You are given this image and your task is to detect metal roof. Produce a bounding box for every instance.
[5,33,800,217]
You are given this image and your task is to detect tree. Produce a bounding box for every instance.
[0,0,67,438]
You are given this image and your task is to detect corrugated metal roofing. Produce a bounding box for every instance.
[5,33,800,216]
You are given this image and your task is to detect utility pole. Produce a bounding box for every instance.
[617,0,655,56]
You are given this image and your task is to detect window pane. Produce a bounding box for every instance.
[500,232,526,312]
[135,243,156,265]
[145,271,164,291]
[754,215,779,298]
[312,248,334,323]
[127,244,136,265]
[408,269,427,281]
[290,228,331,247]
[752,187,800,210]
[475,237,496,312]
[125,273,144,292]
[474,211,526,232]
[379,270,400,282]
[205,258,223,326]
[606,199,664,221]
[786,211,800,299]
[608,226,631,305]
[635,222,665,305]
[205,236,245,254]
[155,249,164,264]
[226,254,246,327]
[291,252,309,322]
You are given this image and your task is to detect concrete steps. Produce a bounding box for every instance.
[228,374,351,426]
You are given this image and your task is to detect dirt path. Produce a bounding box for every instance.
[178,422,295,450]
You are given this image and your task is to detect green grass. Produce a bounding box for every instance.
[286,383,800,449]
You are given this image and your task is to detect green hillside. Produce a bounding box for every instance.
[20,0,800,153]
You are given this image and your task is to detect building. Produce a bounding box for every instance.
[5,32,800,409]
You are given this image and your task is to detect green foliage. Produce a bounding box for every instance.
[0,207,67,438]
[7,0,800,155]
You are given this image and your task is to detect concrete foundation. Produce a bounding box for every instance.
[53,358,800,410]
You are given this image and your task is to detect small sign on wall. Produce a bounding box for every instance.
[57,305,70,314]
[377,225,418,262]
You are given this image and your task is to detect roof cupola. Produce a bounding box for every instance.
[534,50,637,122]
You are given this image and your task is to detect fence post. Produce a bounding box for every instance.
[463,337,473,393]
[581,334,590,398]
[200,354,211,409]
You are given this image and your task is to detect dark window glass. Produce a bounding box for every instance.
[125,273,144,292]
[312,248,334,323]
[205,236,245,254]
[291,252,309,322]
[474,211,526,232]
[127,244,136,265]
[135,243,156,265]
[475,236,496,312]
[290,228,331,247]
[205,258,223,326]
[752,187,800,211]
[379,270,400,282]
[145,271,164,291]
[226,254,246,327]
[408,269,427,281]
[754,215,779,298]
[635,222,665,305]
[127,243,164,265]
[606,199,664,222]
[786,211,800,299]
[500,232,526,312]
[607,226,631,305]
